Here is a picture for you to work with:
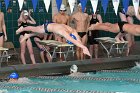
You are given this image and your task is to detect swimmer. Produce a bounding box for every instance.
[71,3,89,60]
[118,6,140,56]
[8,72,19,82]
[18,10,36,64]
[16,23,91,57]
[69,64,88,77]
[88,22,140,36]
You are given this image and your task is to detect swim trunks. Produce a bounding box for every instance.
[118,21,128,33]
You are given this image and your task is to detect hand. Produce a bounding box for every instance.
[4,36,7,41]
[82,46,91,57]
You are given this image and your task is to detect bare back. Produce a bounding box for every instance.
[0,12,4,32]
[71,12,89,32]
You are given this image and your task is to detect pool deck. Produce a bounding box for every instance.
[0,41,140,79]
[0,55,140,79]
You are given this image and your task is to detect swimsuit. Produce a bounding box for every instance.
[118,21,128,33]
[87,15,99,44]
[78,32,87,38]
[19,22,30,35]
[0,32,4,37]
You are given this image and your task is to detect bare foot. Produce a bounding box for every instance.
[20,34,31,43]
[16,26,23,35]
[82,47,91,57]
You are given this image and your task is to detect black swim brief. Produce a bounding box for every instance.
[0,32,4,37]
[118,21,128,33]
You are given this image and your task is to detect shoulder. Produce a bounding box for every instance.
[84,13,89,17]
[53,13,59,18]
[0,12,4,16]
[66,14,70,19]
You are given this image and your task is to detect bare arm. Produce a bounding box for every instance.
[97,14,103,23]
[52,14,57,23]
[18,11,24,26]
[2,13,7,41]
[27,11,36,24]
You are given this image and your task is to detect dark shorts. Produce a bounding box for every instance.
[118,21,128,33]
[87,30,99,45]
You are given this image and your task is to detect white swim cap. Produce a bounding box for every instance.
[23,10,29,16]
[70,64,78,73]
[60,4,66,11]
[78,3,81,7]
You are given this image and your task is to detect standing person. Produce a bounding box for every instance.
[18,10,36,64]
[16,22,91,57]
[53,4,70,61]
[0,11,7,47]
[34,34,51,63]
[71,3,89,60]
[53,4,70,42]
[87,12,102,59]
[118,6,140,56]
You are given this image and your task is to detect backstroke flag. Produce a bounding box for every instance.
[56,0,62,11]
[68,0,76,13]
[90,0,98,14]
[80,0,87,12]
[43,0,51,12]
[4,0,10,10]
[122,0,130,13]
[32,0,38,12]
[112,0,120,15]
[101,0,109,15]
[18,0,24,10]
[132,0,139,15]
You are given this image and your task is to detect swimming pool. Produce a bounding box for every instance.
[0,66,140,93]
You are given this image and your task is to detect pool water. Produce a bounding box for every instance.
[0,66,140,93]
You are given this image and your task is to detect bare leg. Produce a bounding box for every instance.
[81,35,87,60]
[20,33,37,43]
[19,35,26,64]
[89,45,93,59]
[0,36,4,55]
[16,25,45,34]
[88,23,119,33]
[94,44,98,59]
[34,37,45,63]
[26,38,36,64]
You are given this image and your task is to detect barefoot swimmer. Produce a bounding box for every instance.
[16,22,91,56]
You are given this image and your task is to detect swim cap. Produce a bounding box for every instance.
[23,10,28,16]
[60,4,66,11]
[66,34,77,44]
[70,64,78,73]
[9,72,19,79]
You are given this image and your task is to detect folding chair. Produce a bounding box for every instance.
[4,42,20,64]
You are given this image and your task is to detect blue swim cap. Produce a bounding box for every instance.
[66,34,77,44]
[9,72,19,79]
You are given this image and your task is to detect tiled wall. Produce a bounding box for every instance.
[86,0,140,41]
[0,0,140,48]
